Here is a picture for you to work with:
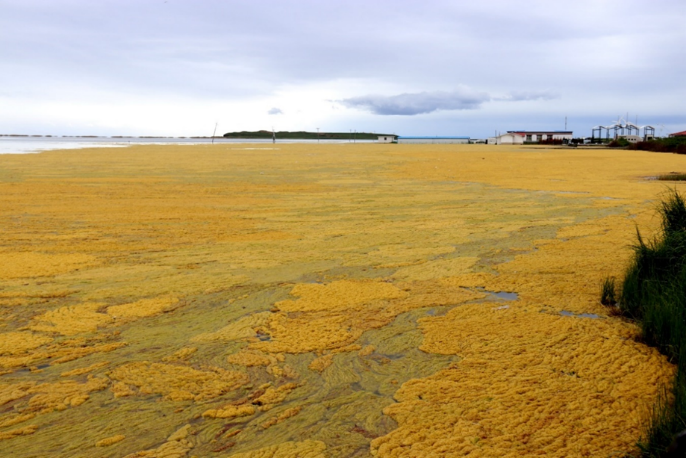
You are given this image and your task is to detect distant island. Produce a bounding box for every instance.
[222,130,392,140]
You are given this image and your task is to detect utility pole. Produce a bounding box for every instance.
[211,122,218,144]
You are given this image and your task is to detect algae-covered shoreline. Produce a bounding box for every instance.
[0,144,684,457]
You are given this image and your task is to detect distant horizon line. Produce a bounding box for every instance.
[0,134,217,139]
[1,130,397,137]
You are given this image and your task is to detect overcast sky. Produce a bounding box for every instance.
[1,0,684,138]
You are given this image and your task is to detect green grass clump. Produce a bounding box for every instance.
[600,276,617,306]
[609,137,631,148]
[638,347,685,457]
[629,136,686,154]
[606,189,685,456]
[619,190,685,359]
[656,174,686,182]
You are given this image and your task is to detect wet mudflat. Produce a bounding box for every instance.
[0,144,683,457]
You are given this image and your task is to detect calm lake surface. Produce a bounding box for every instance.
[0,137,374,154]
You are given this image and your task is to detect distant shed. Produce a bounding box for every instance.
[377,135,398,143]
[619,135,642,143]
[397,136,469,144]
[488,133,524,145]
[509,131,573,142]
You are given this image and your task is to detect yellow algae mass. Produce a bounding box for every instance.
[163,347,198,362]
[0,332,53,355]
[0,144,682,456]
[392,256,479,281]
[250,311,370,354]
[192,312,271,343]
[29,303,112,335]
[0,340,125,370]
[0,425,38,441]
[0,413,36,429]
[0,382,39,406]
[261,406,302,429]
[371,244,456,267]
[60,361,110,377]
[254,383,299,409]
[107,362,249,401]
[96,434,126,447]
[202,404,256,419]
[358,345,376,357]
[308,354,334,372]
[107,296,180,319]
[123,424,193,458]
[26,376,109,413]
[0,252,96,279]
[480,214,647,314]
[226,349,276,367]
[0,376,108,432]
[275,280,407,312]
[368,303,674,457]
[252,280,484,355]
[227,439,327,458]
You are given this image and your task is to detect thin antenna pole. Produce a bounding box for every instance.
[211,122,218,144]
[565,116,567,131]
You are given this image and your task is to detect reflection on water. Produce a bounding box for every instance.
[493,291,518,300]
[560,310,601,319]
[478,288,519,301]
[0,138,130,154]
[0,136,374,154]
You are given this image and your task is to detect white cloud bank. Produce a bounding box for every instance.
[0,0,683,137]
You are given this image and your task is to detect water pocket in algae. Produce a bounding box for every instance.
[0,144,682,457]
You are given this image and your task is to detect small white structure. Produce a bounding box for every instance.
[510,131,574,142]
[397,136,469,144]
[620,135,642,143]
[489,133,524,145]
[377,135,397,143]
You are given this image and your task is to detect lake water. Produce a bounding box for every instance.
[0,136,374,154]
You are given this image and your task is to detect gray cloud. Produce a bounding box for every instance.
[268,107,283,115]
[0,0,683,135]
[339,90,490,115]
[495,91,560,102]
[338,88,561,116]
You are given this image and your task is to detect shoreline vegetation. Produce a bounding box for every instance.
[656,174,686,182]
[602,190,686,457]
[608,136,686,154]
